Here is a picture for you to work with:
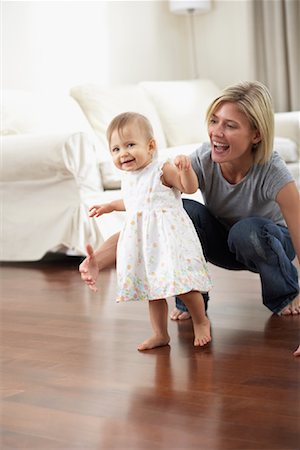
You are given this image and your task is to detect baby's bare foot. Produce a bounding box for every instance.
[280,294,300,315]
[193,317,211,347]
[170,307,191,321]
[137,335,170,351]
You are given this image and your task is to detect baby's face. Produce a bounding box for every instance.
[109,124,155,171]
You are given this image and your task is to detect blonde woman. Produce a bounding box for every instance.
[172,81,300,318]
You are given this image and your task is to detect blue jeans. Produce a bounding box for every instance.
[176,199,298,314]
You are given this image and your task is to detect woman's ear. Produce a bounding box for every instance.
[252,130,261,145]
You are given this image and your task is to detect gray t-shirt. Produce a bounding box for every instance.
[190,142,294,228]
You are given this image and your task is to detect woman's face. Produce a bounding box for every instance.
[208,101,260,165]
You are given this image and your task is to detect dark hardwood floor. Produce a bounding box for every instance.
[1,255,299,450]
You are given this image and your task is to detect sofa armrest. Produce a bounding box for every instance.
[2,132,102,189]
[1,132,104,261]
[274,111,300,150]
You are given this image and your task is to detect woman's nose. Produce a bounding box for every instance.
[214,124,224,137]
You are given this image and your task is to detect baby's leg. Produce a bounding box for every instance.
[178,291,211,347]
[138,299,170,351]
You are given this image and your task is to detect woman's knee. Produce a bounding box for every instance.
[182,199,210,249]
[183,199,206,221]
[228,217,269,257]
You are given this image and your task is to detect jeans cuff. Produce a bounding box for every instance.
[175,292,209,312]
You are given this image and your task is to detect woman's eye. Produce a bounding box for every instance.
[209,118,217,124]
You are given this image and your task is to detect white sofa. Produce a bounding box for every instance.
[1,80,299,261]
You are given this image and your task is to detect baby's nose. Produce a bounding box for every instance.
[120,148,129,156]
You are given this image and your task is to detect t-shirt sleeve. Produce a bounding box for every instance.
[262,152,295,200]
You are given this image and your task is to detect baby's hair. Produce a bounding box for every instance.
[107,112,155,145]
[206,81,274,164]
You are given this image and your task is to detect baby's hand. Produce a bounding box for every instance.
[174,155,191,171]
[89,203,113,218]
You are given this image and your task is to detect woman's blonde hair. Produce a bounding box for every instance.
[106,112,154,145]
[206,81,274,164]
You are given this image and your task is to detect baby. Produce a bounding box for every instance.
[85,112,212,351]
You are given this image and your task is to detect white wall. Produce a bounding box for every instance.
[2,0,255,92]
[194,0,256,87]
[2,1,189,93]
[105,1,189,84]
[2,2,106,93]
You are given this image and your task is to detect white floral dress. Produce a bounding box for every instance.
[116,159,212,302]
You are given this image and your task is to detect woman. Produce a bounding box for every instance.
[80,81,300,317]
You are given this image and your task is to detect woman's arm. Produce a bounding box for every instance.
[161,156,199,194]
[276,181,300,265]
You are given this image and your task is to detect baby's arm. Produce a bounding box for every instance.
[89,199,125,217]
[161,155,198,194]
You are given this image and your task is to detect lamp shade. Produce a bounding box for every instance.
[169,0,211,15]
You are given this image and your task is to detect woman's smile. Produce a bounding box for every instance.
[212,140,230,155]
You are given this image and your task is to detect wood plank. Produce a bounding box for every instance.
[1,256,299,450]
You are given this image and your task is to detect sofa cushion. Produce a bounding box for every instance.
[273,137,298,163]
[1,90,92,135]
[274,111,300,153]
[139,79,221,147]
[70,83,167,155]
[99,160,122,190]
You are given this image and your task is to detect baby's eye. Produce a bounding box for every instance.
[127,143,135,148]
[111,147,119,153]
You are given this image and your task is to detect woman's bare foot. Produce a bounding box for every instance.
[137,334,170,351]
[193,316,211,347]
[170,307,191,321]
[293,345,300,357]
[280,294,300,315]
